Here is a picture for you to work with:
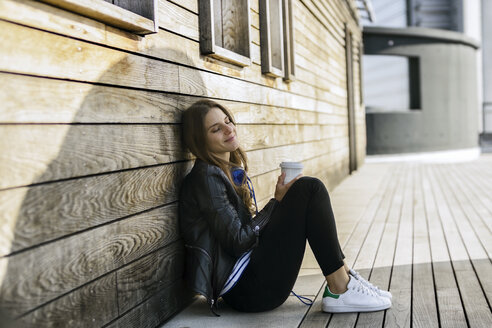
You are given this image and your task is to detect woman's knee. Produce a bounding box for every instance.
[283,176,329,203]
[294,176,325,190]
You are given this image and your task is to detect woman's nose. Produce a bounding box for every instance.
[225,124,233,133]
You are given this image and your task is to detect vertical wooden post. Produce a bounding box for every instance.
[345,23,357,173]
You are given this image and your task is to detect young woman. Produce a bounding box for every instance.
[179,99,391,315]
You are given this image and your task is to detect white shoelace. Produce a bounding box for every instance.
[351,277,379,297]
[351,270,381,293]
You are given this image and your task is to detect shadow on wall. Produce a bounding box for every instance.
[0,48,205,326]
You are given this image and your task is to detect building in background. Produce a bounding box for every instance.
[360,0,490,155]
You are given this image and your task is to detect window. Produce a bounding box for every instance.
[199,0,251,67]
[282,0,295,81]
[39,0,158,35]
[260,0,295,80]
[363,55,421,112]
[358,42,364,105]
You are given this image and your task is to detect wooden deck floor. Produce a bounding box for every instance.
[164,154,492,328]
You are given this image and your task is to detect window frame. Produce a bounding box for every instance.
[260,0,285,77]
[38,0,158,35]
[282,0,296,81]
[199,0,252,67]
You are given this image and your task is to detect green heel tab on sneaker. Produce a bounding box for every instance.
[323,286,340,299]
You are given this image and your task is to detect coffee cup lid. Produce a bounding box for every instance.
[280,161,303,169]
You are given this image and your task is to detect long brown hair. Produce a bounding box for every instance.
[182,99,255,215]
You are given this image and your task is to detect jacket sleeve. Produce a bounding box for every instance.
[201,168,279,257]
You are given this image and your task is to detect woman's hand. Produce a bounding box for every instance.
[274,172,303,202]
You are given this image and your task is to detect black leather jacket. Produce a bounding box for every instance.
[178,158,279,314]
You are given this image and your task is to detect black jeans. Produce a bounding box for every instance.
[222,177,345,312]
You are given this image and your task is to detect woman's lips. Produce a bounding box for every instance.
[225,135,235,142]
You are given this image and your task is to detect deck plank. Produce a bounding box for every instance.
[438,163,492,306]
[463,163,492,226]
[329,165,403,328]
[336,165,396,269]
[326,167,397,328]
[298,282,331,328]
[412,166,440,328]
[431,164,492,327]
[421,165,468,328]
[384,164,414,328]
[355,164,406,328]
[446,164,492,257]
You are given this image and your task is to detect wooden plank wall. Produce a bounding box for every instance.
[0,0,364,326]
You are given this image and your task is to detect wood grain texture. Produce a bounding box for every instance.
[177,65,330,112]
[434,163,492,306]
[452,260,492,328]
[295,3,346,71]
[412,166,439,328]
[446,164,492,256]
[298,282,331,328]
[1,18,342,113]
[351,162,401,271]
[412,263,439,328]
[0,124,190,189]
[117,241,185,313]
[434,164,487,261]
[169,0,198,14]
[0,73,181,124]
[19,273,118,327]
[371,165,405,269]
[38,0,156,34]
[260,0,285,76]
[0,0,361,101]
[422,166,468,327]
[340,167,397,269]
[159,0,198,40]
[0,20,178,92]
[432,262,469,327]
[113,0,155,20]
[247,138,348,182]
[352,168,406,327]
[221,0,250,57]
[470,259,492,312]
[213,0,223,47]
[384,165,414,328]
[0,73,347,125]
[107,279,193,328]
[334,166,403,327]
[0,203,180,316]
[300,0,344,46]
[311,152,350,192]
[0,163,190,256]
[0,120,347,190]
[0,0,248,83]
[463,164,492,225]
[431,165,492,327]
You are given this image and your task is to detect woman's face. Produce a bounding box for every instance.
[204,107,240,160]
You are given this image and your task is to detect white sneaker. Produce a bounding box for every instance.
[349,269,392,299]
[322,276,391,313]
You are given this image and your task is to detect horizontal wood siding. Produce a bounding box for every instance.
[0,0,363,326]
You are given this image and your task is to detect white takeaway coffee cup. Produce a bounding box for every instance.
[280,162,303,184]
